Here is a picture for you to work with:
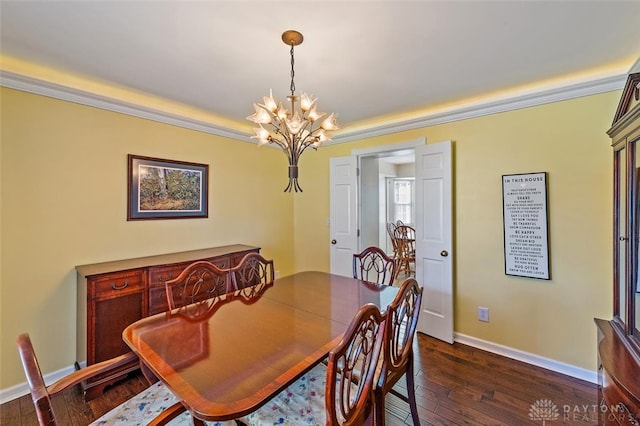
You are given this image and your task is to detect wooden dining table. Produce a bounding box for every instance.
[122,270,399,422]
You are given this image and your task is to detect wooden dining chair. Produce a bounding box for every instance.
[229,252,275,291]
[353,246,397,286]
[238,303,385,426]
[394,225,416,279]
[16,333,193,426]
[326,303,385,426]
[374,278,423,426]
[164,260,231,311]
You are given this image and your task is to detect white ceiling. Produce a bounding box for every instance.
[1,1,639,138]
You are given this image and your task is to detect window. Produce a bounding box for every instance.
[387,178,415,225]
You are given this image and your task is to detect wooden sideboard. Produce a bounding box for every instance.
[76,244,260,400]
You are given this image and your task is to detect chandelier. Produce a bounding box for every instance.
[247,30,339,192]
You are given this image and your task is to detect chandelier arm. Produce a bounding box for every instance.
[304,127,326,144]
[272,137,290,152]
[298,120,312,136]
[283,149,295,165]
[284,179,293,192]
[289,153,298,167]
[273,115,294,142]
[297,119,317,141]
[270,125,285,140]
[296,139,311,154]
[283,137,296,164]
[270,124,292,147]
[300,134,314,152]
[296,142,317,159]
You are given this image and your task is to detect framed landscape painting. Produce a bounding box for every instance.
[127,154,208,220]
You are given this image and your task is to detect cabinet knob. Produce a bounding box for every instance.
[111,281,129,290]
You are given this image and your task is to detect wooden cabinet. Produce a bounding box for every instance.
[76,244,259,400]
[596,72,640,425]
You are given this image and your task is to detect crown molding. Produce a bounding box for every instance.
[1,70,626,146]
[0,70,253,142]
[629,56,640,74]
[331,74,626,144]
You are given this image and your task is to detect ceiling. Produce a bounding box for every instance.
[1,1,640,140]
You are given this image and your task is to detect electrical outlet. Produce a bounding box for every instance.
[275,270,281,279]
[478,306,489,322]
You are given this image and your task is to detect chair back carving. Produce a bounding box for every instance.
[352,246,397,286]
[326,304,385,426]
[375,278,423,425]
[165,261,231,312]
[382,278,422,376]
[229,252,275,291]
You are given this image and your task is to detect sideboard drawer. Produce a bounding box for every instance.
[148,264,186,288]
[89,270,144,299]
[149,286,170,315]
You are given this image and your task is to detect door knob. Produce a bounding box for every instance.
[331,239,337,245]
[440,250,449,257]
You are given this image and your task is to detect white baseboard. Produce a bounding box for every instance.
[0,362,85,405]
[454,333,598,384]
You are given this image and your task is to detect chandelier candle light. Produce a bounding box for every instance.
[247,30,339,192]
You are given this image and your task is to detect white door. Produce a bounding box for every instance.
[415,140,453,343]
[329,156,358,277]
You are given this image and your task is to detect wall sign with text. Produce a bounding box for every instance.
[502,172,550,279]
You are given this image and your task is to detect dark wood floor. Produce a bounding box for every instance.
[1,333,598,425]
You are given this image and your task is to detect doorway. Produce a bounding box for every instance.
[359,152,415,256]
[329,139,454,343]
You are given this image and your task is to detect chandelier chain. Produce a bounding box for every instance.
[289,43,296,97]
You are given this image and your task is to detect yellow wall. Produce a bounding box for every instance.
[294,92,616,371]
[0,85,618,390]
[0,87,294,388]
